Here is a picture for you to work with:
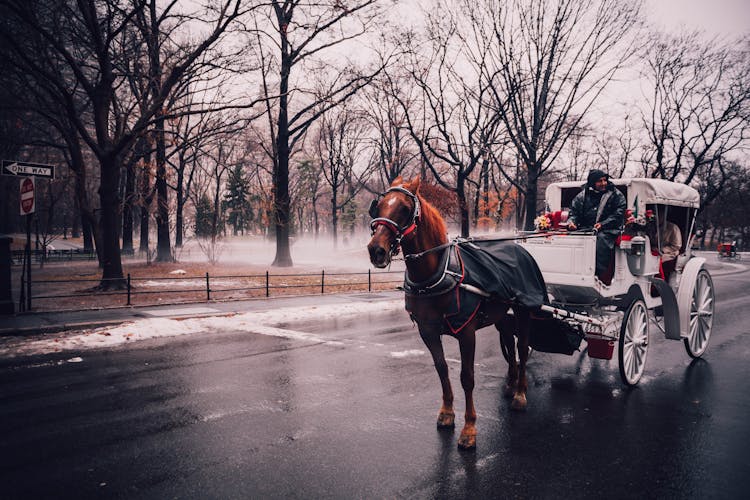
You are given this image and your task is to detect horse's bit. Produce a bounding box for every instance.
[369,186,421,257]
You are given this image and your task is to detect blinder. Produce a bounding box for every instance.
[368,199,379,219]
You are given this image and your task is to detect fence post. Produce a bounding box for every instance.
[368,269,371,292]
[127,273,131,306]
[206,272,210,300]
[321,270,325,294]
[265,271,269,297]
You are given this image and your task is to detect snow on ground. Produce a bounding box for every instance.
[138,278,261,288]
[0,299,405,358]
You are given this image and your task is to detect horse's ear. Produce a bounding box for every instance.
[391,176,403,187]
[411,176,421,193]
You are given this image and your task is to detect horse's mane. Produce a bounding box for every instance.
[396,177,448,246]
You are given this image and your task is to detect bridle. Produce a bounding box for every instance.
[369,186,421,257]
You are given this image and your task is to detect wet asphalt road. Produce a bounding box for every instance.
[1,268,749,499]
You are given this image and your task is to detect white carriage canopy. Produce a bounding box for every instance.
[545,178,701,215]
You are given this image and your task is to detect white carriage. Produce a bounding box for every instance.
[517,178,714,386]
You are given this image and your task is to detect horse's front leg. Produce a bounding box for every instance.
[419,330,455,429]
[457,326,477,449]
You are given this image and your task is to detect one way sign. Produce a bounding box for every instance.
[2,160,55,179]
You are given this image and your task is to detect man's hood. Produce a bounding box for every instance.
[586,169,609,188]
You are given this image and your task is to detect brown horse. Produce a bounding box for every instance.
[367,176,533,450]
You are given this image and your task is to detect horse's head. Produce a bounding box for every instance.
[367,176,421,268]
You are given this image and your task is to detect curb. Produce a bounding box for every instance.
[0,320,132,337]
[0,291,403,337]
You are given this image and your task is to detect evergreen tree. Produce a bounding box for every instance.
[194,194,215,237]
[224,164,253,235]
[340,199,357,237]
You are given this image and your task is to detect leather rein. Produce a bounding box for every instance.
[370,186,591,261]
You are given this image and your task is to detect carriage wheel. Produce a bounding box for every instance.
[683,270,714,358]
[618,299,649,386]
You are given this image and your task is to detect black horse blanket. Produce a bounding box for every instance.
[404,239,548,334]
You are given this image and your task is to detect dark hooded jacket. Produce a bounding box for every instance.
[568,170,626,232]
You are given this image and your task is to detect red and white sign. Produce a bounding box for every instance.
[20,176,35,215]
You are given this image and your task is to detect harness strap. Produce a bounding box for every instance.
[371,218,400,235]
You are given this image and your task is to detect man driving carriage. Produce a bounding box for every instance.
[567,169,627,285]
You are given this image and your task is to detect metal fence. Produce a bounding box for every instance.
[20,269,404,310]
[12,248,97,264]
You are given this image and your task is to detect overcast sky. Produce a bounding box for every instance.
[646,0,750,36]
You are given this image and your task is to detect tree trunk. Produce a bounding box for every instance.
[71,196,80,239]
[457,177,470,238]
[212,178,221,239]
[472,183,480,230]
[121,155,136,255]
[314,199,319,239]
[98,154,126,289]
[524,165,541,231]
[175,167,185,247]
[155,115,172,261]
[272,150,293,266]
[331,190,338,249]
[139,147,153,254]
[482,159,490,219]
[272,53,293,267]
[68,137,99,258]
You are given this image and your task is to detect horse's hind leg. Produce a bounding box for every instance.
[420,331,455,428]
[511,307,530,411]
[496,315,518,399]
[457,327,477,449]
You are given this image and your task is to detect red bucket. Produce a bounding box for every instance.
[587,336,615,360]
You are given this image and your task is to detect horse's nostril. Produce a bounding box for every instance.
[368,244,386,263]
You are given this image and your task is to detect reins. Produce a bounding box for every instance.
[369,184,595,263]
[403,231,595,261]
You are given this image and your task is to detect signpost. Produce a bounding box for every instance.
[2,161,54,311]
[19,177,35,311]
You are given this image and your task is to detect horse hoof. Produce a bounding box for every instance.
[437,411,455,428]
[458,433,476,450]
[511,394,527,411]
[503,383,516,399]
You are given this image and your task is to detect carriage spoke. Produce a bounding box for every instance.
[619,300,648,385]
[684,270,714,358]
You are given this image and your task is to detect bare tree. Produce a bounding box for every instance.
[0,5,102,257]
[290,158,321,237]
[395,4,502,237]
[249,0,388,266]
[640,32,750,188]
[0,0,250,288]
[361,72,421,190]
[315,105,370,247]
[483,0,642,229]
[594,115,638,178]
